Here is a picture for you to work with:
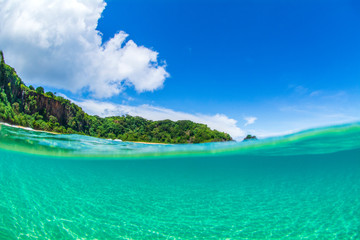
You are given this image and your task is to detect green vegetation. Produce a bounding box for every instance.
[243,134,257,141]
[0,51,232,143]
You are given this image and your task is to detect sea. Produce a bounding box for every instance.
[0,122,359,239]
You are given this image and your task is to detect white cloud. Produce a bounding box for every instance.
[244,116,257,126]
[68,98,245,140]
[0,0,169,98]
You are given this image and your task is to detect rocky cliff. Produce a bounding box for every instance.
[0,51,233,143]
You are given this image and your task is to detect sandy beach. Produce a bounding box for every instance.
[0,122,60,135]
[0,122,172,144]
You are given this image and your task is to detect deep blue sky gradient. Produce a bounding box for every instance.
[94,0,360,135]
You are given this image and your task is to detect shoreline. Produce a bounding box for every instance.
[0,122,60,135]
[0,122,171,145]
[124,141,171,145]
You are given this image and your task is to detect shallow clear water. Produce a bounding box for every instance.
[0,123,360,239]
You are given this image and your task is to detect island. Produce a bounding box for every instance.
[243,134,257,141]
[0,51,232,144]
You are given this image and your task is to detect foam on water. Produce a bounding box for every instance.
[0,123,360,239]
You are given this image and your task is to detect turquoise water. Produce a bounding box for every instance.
[0,123,360,239]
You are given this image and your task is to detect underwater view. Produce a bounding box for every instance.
[1,0,360,239]
[1,123,360,239]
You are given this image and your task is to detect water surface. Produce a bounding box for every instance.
[0,123,359,239]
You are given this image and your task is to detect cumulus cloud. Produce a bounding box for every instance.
[0,0,169,98]
[68,98,245,139]
[244,116,257,126]
[0,0,247,140]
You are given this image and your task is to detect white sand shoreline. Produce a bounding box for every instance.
[0,122,59,134]
[0,121,171,145]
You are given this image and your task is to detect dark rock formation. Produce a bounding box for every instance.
[243,134,257,141]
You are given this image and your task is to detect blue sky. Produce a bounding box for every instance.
[1,0,359,139]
